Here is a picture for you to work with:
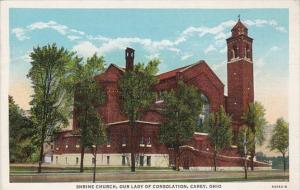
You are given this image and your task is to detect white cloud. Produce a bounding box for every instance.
[12,20,86,42]
[12,28,30,41]
[204,44,217,54]
[12,18,287,60]
[181,53,193,61]
[270,46,281,52]
[146,53,160,60]
[67,35,81,41]
[86,35,110,42]
[275,26,287,33]
[72,41,99,58]
[214,32,226,40]
[181,20,236,39]
[70,29,85,36]
[27,21,69,35]
[98,37,135,54]
[244,19,287,33]
[210,60,226,71]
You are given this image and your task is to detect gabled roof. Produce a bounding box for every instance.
[107,63,125,72]
[156,60,224,87]
[157,61,204,81]
[157,65,189,80]
[96,61,224,87]
[94,63,125,81]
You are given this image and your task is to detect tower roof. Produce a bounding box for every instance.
[231,17,248,37]
[232,18,248,31]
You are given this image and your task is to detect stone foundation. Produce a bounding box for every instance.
[52,153,169,167]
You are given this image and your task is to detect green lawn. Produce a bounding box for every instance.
[10,166,172,173]
[10,166,289,182]
[140,175,289,182]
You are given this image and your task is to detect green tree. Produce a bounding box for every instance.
[118,59,160,172]
[205,106,232,171]
[9,96,36,163]
[27,44,75,173]
[158,81,203,171]
[65,54,106,173]
[269,118,289,173]
[242,101,267,171]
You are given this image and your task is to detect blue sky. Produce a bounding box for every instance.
[9,8,288,124]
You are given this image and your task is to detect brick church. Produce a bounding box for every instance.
[52,19,270,170]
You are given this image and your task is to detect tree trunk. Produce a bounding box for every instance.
[250,127,256,171]
[93,146,97,183]
[244,156,248,179]
[37,137,45,173]
[130,121,135,172]
[243,130,248,179]
[250,148,255,171]
[282,152,286,175]
[213,150,217,172]
[175,147,180,171]
[80,146,85,173]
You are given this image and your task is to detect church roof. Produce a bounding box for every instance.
[157,61,203,80]
[98,60,224,86]
[157,65,190,80]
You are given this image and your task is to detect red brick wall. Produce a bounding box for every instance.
[226,28,254,138]
[227,60,254,125]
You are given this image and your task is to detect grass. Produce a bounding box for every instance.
[139,175,289,182]
[10,166,172,174]
[10,166,289,182]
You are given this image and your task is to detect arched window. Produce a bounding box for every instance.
[233,44,238,58]
[246,44,251,59]
[198,94,210,127]
[231,49,235,60]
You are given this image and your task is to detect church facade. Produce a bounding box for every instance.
[52,19,270,170]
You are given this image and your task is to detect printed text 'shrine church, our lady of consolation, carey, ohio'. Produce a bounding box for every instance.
[52,18,270,170]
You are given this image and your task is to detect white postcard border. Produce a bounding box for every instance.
[0,1,299,190]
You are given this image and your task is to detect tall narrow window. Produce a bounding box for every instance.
[107,131,111,146]
[233,44,238,58]
[140,137,144,144]
[147,137,151,145]
[147,156,151,166]
[107,156,110,165]
[122,156,126,166]
[122,136,127,145]
[140,156,144,167]
[198,94,210,129]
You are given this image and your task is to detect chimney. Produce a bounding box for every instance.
[125,47,134,71]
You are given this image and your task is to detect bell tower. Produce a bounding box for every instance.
[227,17,254,140]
